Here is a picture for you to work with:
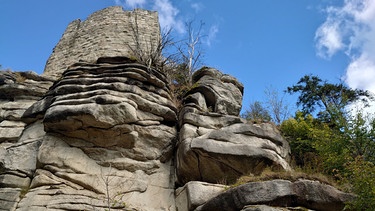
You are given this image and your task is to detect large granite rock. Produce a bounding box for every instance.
[0,71,53,142]
[0,70,53,211]
[196,179,355,211]
[175,181,227,211]
[176,68,291,185]
[188,67,244,116]
[17,58,178,211]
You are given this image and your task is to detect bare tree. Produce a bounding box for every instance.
[175,20,205,86]
[242,101,271,122]
[128,11,175,72]
[264,86,290,125]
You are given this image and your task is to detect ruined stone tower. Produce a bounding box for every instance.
[43,6,160,80]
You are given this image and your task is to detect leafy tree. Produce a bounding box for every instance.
[344,157,375,211]
[286,75,373,123]
[242,101,271,122]
[282,109,375,173]
[340,111,375,163]
[280,111,325,169]
[283,75,375,208]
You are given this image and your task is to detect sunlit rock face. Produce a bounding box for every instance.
[176,67,291,185]
[42,59,177,151]
[19,58,178,210]
[0,6,355,211]
[0,71,53,211]
[0,6,178,210]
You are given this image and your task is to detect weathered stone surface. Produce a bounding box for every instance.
[0,70,52,145]
[43,6,161,80]
[0,70,52,210]
[0,121,45,177]
[24,132,176,211]
[186,67,244,116]
[175,181,227,211]
[15,57,178,210]
[0,70,53,101]
[0,188,21,211]
[196,179,355,211]
[0,120,26,142]
[176,68,291,185]
[241,205,313,211]
[40,62,177,153]
[0,174,31,189]
[177,105,291,185]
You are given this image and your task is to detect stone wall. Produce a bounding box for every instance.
[42,6,160,80]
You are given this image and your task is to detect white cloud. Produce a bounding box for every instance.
[114,0,184,33]
[345,53,375,91]
[315,0,375,94]
[191,2,204,13]
[153,0,184,33]
[115,0,147,9]
[204,24,219,47]
[315,18,344,58]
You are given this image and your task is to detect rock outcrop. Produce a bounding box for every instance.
[16,58,177,211]
[176,67,291,185]
[0,6,354,211]
[195,179,354,211]
[0,71,53,210]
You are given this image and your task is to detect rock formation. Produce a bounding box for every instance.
[176,67,291,185]
[0,6,354,211]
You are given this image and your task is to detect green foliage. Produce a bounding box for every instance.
[281,109,375,210]
[342,112,375,163]
[344,157,375,211]
[281,112,326,169]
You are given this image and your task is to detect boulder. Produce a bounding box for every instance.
[175,181,227,211]
[241,205,312,211]
[185,67,244,116]
[196,179,355,211]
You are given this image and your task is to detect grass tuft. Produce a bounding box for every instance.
[230,167,339,189]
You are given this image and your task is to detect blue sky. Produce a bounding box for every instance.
[1,0,375,114]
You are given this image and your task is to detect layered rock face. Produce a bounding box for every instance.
[176,68,291,185]
[0,6,354,211]
[15,58,177,210]
[0,71,53,210]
